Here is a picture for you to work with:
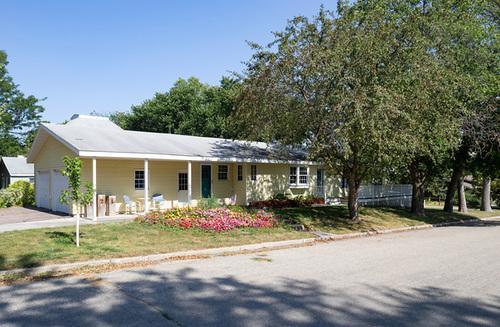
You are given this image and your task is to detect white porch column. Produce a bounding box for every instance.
[188,161,192,206]
[92,157,97,221]
[144,159,149,212]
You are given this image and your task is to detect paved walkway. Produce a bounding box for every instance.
[0,207,69,224]
[0,207,136,233]
[1,223,499,326]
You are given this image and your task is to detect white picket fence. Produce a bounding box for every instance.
[358,184,412,208]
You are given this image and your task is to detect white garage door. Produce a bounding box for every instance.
[36,171,50,209]
[51,170,69,213]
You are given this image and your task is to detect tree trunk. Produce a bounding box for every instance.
[75,212,80,247]
[444,144,469,213]
[411,183,425,216]
[410,162,425,216]
[444,168,460,213]
[457,179,468,213]
[480,177,492,212]
[346,173,361,221]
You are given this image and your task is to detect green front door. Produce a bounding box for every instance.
[201,165,211,198]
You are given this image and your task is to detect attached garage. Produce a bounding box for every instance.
[51,170,69,213]
[35,171,50,209]
[35,169,70,214]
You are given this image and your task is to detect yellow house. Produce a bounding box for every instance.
[27,114,343,217]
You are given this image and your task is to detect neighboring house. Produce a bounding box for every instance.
[27,114,343,216]
[0,156,35,189]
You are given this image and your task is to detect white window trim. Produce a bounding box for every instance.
[134,169,145,190]
[217,164,229,181]
[178,170,188,192]
[289,165,309,188]
[237,165,243,182]
[316,168,325,187]
[250,164,257,182]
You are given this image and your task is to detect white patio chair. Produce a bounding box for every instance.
[230,194,237,205]
[152,194,171,210]
[123,195,137,214]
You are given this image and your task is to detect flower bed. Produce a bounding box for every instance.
[249,196,324,209]
[135,207,279,232]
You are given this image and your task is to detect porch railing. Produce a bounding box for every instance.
[357,184,412,208]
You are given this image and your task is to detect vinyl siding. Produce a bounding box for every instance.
[81,159,203,212]
[245,163,344,204]
[32,135,77,213]
[212,163,233,200]
[233,163,247,205]
[245,163,310,203]
[33,136,76,170]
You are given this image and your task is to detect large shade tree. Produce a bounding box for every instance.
[386,0,495,216]
[235,0,497,219]
[235,3,420,221]
[475,152,500,212]
[111,76,241,139]
[0,51,44,155]
[441,0,499,213]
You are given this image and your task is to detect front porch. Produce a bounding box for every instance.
[81,158,247,220]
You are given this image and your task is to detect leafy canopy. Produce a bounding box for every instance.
[0,50,44,156]
[111,76,241,139]
[236,3,434,180]
[233,0,495,219]
[60,156,94,213]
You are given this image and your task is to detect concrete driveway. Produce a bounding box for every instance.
[1,222,499,326]
[0,207,69,225]
[0,207,135,233]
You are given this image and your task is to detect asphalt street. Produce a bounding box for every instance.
[1,221,499,326]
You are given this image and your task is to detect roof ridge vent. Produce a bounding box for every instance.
[70,114,110,121]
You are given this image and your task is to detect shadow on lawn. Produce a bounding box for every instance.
[0,267,499,326]
[0,253,41,271]
[0,232,83,271]
[274,206,484,231]
[46,231,76,245]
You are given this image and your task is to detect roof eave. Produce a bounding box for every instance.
[27,124,80,163]
[78,150,316,165]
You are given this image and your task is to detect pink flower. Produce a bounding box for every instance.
[135,207,278,232]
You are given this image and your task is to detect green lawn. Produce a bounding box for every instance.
[0,222,307,271]
[274,206,498,234]
[1,205,497,272]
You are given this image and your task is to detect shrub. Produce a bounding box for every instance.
[0,180,35,208]
[249,194,324,209]
[136,207,279,232]
[465,191,480,208]
[0,189,16,208]
[197,196,221,209]
[272,193,288,200]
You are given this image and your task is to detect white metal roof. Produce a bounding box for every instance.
[1,156,34,176]
[27,115,311,164]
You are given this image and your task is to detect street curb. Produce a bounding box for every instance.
[0,237,318,276]
[0,218,484,277]
[311,218,479,241]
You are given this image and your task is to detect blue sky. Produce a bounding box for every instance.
[2,0,333,123]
